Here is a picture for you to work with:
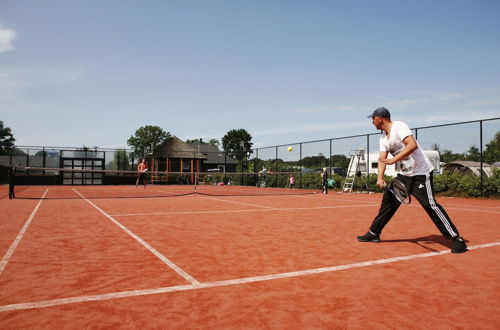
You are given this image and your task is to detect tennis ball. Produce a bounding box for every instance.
[287,146,293,152]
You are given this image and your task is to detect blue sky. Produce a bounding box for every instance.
[0,0,499,150]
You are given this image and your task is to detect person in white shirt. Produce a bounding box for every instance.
[357,107,467,253]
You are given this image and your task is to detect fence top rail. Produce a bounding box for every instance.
[9,117,500,153]
[254,117,500,151]
[12,146,134,151]
[412,117,500,131]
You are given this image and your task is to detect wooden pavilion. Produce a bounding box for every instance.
[149,136,207,183]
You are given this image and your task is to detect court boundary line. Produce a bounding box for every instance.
[72,188,200,285]
[0,241,498,313]
[0,189,48,275]
[200,195,277,209]
[444,207,500,214]
[110,203,379,217]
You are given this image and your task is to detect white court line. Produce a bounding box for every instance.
[72,188,199,285]
[200,195,277,209]
[440,202,500,209]
[0,189,48,275]
[111,204,379,217]
[290,193,380,203]
[310,195,500,214]
[0,240,498,313]
[444,207,500,214]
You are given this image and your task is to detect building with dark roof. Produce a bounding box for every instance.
[188,142,238,172]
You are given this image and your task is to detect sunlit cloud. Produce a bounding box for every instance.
[382,93,464,109]
[0,26,18,53]
[252,120,369,136]
[0,65,85,102]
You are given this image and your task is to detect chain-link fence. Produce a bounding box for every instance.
[250,117,500,194]
[1,117,499,193]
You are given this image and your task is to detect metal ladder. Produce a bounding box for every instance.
[342,149,363,193]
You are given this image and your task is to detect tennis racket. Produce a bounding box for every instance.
[386,179,411,204]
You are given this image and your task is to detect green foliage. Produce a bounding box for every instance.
[432,170,500,197]
[440,149,462,163]
[108,150,132,171]
[300,154,328,168]
[484,131,500,164]
[0,120,15,155]
[464,145,480,162]
[127,125,171,159]
[330,154,350,169]
[221,129,253,161]
[185,138,220,147]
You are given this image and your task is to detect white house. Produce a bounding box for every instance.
[347,149,440,177]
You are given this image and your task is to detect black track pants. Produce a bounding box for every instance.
[369,172,460,239]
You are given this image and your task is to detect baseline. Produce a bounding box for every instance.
[0,241,497,313]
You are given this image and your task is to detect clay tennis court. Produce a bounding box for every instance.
[0,185,499,328]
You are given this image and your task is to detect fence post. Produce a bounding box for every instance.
[299,143,303,189]
[366,134,370,181]
[329,139,332,173]
[275,146,278,172]
[43,147,46,176]
[480,120,483,196]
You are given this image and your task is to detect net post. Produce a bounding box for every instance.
[8,166,15,199]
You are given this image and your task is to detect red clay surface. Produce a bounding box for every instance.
[0,186,499,329]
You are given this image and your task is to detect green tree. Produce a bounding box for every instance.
[127,125,171,159]
[440,149,461,164]
[465,145,481,162]
[484,131,500,164]
[330,154,350,169]
[108,150,131,170]
[208,138,220,147]
[221,129,253,162]
[185,138,220,147]
[186,138,203,144]
[0,120,15,155]
[300,154,328,168]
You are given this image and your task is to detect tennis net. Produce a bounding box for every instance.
[9,167,322,199]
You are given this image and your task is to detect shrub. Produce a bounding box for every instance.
[432,170,500,198]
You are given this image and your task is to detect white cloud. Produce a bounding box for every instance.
[460,97,500,108]
[252,120,369,136]
[382,93,464,109]
[293,104,367,114]
[0,26,18,53]
[0,65,85,102]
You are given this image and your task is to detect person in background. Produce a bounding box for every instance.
[321,167,328,194]
[289,174,295,189]
[136,158,148,188]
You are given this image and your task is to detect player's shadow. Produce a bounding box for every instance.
[382,235,459,252]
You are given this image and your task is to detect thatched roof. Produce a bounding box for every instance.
[153,136,207,159]
[188,143,238,165]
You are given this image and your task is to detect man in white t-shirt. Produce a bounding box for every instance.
[357,107,467,253]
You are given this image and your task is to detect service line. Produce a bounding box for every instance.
[0,240,498,313]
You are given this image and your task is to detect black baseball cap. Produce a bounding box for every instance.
[367,107,391,118]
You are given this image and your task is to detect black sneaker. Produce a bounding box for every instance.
[451,237,468,253]
[357,231,380,243]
